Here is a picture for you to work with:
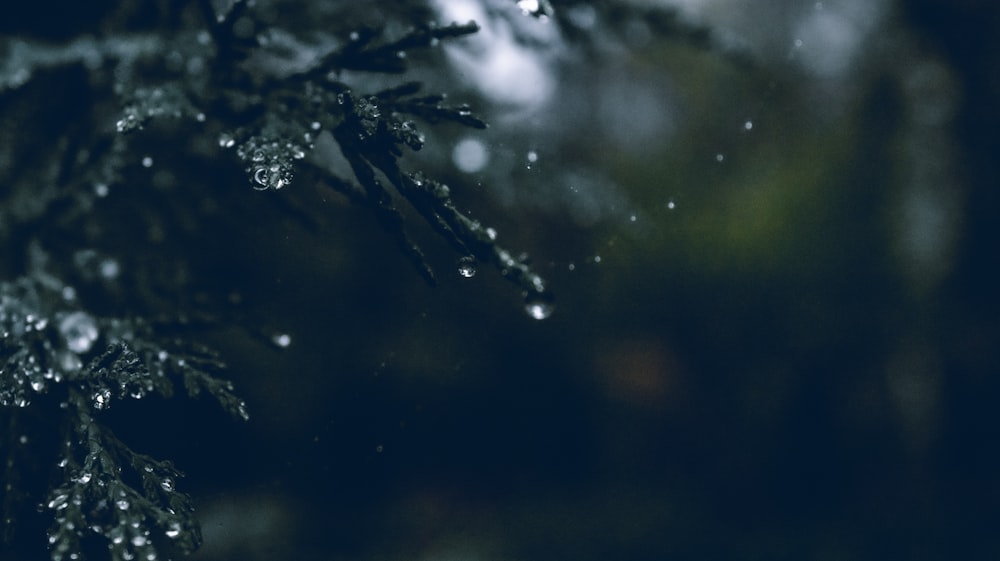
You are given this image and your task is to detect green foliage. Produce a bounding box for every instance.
[1,1,555,559]
[2,271,246,560]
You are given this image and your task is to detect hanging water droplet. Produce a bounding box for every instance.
[59,312,99,354]
[93,390,111,410]
[159,477,174,491]
[48,494,69,510]
[236,401,250,421]
[165,522,181,539]
[457,256,477,278]
[524,292,555,320]
[517,0,541,15]
[252,168,270,190]
[310,121,322,130]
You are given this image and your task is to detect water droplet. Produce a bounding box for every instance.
[165,522,181,539]
[99,258,120,280]
[271,333,292,348]
[715,153,725,163]
[141,156,153,168]
[375,444,384,453]
[526,150,538,163]
[517,0,541,15]
[252,168,270,190]
[75,473,92,484]
[131,534,147,547]
[667,199,676,210]
[94,182,110,197]
[159,477,174,491]
[524,292,555,320]
[218,133,235,148]
[48,494,69,510]
[236,401,250,421]
[310,121,322,130]
[116,499,129,510]
[485,227,498,241]
[743,120,754,131]
[629,214,637,222]
[452,137,489,173]
[457,256,477,278]
[94,390,111,410]
[30,380,45,392]
[59,312,99,354]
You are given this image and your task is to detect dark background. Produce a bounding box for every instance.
[3,1,999,560]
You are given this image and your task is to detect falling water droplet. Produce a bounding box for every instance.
[452,137,488,173]
[524,292,555,320]
[457,256,477,278]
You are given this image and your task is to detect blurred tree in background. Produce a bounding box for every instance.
[3,0,999,560]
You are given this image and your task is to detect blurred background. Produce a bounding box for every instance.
[5,0,1000,560]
